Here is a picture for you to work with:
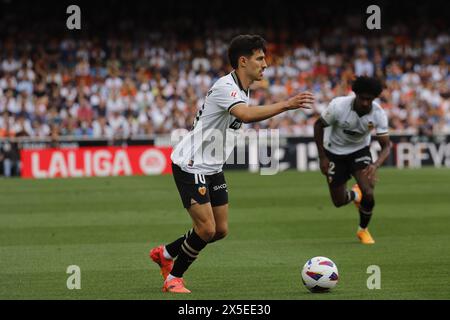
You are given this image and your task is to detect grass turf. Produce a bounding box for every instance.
[0,168,449,300]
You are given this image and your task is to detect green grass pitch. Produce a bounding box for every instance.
[1,168,449,300]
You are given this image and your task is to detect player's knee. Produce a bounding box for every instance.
[192,211,217,241]
[214,227,228,241]
[196,224,216,242]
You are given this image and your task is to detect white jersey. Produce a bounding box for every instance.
[321,96,388,155]
[171,71,250,175]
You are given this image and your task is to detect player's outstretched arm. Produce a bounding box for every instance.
[230,92,314,123]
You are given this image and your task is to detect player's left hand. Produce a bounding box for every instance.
[362,164,378,183]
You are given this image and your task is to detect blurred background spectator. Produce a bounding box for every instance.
[0,0,449,144]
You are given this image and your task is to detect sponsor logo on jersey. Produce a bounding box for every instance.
[229,119,242,130]
[343,129,358,135]
[230,91,237,98]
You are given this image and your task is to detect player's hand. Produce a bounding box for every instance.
[286,92,314,110]
[319,156,330,176]
[362,164,378,184]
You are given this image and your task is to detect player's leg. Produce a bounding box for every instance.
[163,171,229,290]
[210,204,228,242]
[150,227,194,281]
[353,169,375,232]
[351,148,376,244]
[328,183,353,207]
[325,155,359,207]
[151,165,211,292]
[160,202,215,293]
[161,170,228,256]
[208,171,229,243]
[161,171,229,292]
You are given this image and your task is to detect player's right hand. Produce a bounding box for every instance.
[286,92,314,110]
[319,156,330,176]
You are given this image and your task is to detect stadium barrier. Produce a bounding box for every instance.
[266,134,450,172]
[1,134,449,179]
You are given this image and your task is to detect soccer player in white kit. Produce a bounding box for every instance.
[150,35,314,293]
[314,77,391,244]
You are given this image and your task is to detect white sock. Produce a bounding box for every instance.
[166,274,178,281]
[353,190,361,202]
[163,246,173,260]
[358,226,367,232]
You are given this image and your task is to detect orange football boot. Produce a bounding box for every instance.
[352,184,362,209]
[357,228,375,244]
[150,245,174,280]
[162,277,191,293]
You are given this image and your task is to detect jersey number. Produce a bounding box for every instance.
[194,174,206,184]
[328,162,336,176]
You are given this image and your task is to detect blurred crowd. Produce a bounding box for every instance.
[0,18,449,142]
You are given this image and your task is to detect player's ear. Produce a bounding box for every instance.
[238,56,248,68]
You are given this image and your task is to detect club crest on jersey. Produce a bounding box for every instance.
[198,186,207,196]
[368,121,374,130]
[230,91,237,98]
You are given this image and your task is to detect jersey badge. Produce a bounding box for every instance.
[198,186,207,196]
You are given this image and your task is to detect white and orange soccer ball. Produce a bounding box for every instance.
[301,256,339,293]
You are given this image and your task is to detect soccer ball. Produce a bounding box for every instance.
[301,256,339,293]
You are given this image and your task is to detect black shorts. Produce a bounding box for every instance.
[172,163,229,209]
[325,147,372,187]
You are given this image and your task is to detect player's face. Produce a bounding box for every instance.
[355,93,376,113]
[246,49,267,81]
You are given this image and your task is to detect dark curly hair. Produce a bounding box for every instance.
[228,35,267,69]
[352,76,383,97]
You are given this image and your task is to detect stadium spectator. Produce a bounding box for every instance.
[0,5,449,143]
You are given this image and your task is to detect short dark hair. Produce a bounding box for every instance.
[228,35,267,69]
[352,76,383,97]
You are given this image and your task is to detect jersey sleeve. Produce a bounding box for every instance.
[211,84,246,113]
[375,109,389,136]
[320,99,338,126]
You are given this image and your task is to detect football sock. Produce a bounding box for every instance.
[166,274,177,281]
[163,246,172,260]
[359,208,373,229]
[359,196,375,228]
[170,230,207,278]
[165,228,193,259]
[353,190,361,202]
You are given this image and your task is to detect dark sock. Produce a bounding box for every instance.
[359,197,375,228]
[165,228,193,258]
[359,208,372,229]
[170,230,207,278]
